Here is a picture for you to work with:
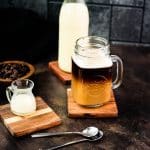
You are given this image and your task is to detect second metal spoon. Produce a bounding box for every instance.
[47,130,103,150]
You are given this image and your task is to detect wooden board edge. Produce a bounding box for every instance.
[11,118,62,137]
[67,88,118,118]
[48,61,71,84]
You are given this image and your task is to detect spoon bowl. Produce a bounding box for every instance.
[87,130,103,141]
[82,126,99,137]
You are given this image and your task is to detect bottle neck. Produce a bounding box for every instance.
[64,0,85,3]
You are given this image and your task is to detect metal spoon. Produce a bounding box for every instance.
[47,130,103,150]
[31,126,99,138]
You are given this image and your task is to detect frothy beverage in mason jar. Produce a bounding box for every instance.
[71,50,113,107]
[71,36,123,107]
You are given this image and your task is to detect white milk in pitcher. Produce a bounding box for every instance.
[58,3,89,72]
[10,94,36,116]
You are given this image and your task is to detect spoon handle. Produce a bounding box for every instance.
[31,132,81,138]
[47,138,87,150]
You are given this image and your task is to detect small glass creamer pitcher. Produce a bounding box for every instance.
[6,79,36,116]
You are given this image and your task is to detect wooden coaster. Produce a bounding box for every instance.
[67,89,118,118]
[48,61,71,84]
[0,97,62,137]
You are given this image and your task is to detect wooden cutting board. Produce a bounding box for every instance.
[0,97,61,137]
[48,61,71,84]
[67,89,118,118]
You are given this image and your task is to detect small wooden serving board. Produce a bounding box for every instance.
[67,89,118,118]
[0,97,61,137]
[48,61,71,84]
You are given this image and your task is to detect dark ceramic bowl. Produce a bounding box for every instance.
[0,60,35,83]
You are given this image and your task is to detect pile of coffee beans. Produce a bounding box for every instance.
[0,63,30,80]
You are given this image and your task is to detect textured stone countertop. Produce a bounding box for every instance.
[0,45,149,150]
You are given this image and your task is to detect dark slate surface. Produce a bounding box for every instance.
[142,0,150,43]
[0,46,150,150]
[48,0,63,2]
[49,0,144,7]
[111,6,143,42]
[47,2,62,52]
[0,0,47,18]
[88,4,110,39]
[110,0,144,7]
[48,2,61,24]
[85,0,110,4]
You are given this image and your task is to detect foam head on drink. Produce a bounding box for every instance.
[71,50,113,107]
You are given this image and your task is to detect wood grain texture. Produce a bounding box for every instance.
[48,61,71,84]
[67,89,118,118]
[0,97,61,137]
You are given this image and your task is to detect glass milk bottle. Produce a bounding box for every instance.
[58,0,89,73]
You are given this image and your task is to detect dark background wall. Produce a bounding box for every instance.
[0,0,150,62]
[0,0,52,62]
[48,0,150,46]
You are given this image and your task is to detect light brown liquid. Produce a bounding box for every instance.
[71,59,112,107]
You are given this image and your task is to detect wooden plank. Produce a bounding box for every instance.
[48,61,71,84]
[67,89,118,118]
[0,97,61,137]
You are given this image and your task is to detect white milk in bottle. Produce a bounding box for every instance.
[58,0,89,73]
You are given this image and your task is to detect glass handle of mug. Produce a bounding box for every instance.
[6,86,13,103]
[111,55,123,89]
